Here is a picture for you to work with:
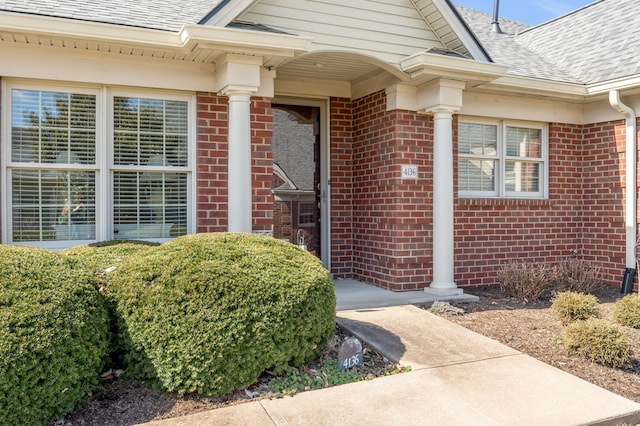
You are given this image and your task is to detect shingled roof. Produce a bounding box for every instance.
[0,0,220,31]
[456,0,640,85]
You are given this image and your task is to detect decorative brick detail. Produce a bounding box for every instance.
[196,93,274,234]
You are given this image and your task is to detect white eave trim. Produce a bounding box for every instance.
[400,52,507,83]
[481,75,587,99]
[0,11,311,59]
[179,25,311,57]
[587,74,640,96]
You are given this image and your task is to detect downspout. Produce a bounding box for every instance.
[609,90,637,293]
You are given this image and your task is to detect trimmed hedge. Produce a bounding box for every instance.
[550,291,599,325]
[0,245,110,425]
[614,295,640,329]
[105,233,336,396]
[563,318,631,368]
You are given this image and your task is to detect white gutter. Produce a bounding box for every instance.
[609,90,637,269]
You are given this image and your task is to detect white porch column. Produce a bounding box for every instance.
[225,90,253,232]
[215,54,270,233]
[425,109,462,296]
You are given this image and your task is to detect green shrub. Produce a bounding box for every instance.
[550,291,599,325]
[105,233,336,396]
[0,245,110,425]
[555,258,601,294]
[496,261,558,302]
[563,318,631,368]
[61,241,160,367]
[614,295,640,329]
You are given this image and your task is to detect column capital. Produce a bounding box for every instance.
[418,78,464,114]
[215,53,274,97]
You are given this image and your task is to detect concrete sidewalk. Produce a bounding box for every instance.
[142,281,640,425]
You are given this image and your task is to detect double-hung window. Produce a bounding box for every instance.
[458,119,548,199]
[2,82,194,248]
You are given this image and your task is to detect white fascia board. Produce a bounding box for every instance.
[430,0,491,61]
[180,25,312,57]
[0,12,311,60]
[587,74,640,96]
[482,75,587,100]
[400,52,507,82]
[0,11,182,49]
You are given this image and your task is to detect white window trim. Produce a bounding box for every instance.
[1,80,196,248]
[458,117,549,199]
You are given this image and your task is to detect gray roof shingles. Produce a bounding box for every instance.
[0,0,221,31]
[456,0,640,84]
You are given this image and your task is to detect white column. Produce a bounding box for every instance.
[226,90,253,232]
[425,109,462,296]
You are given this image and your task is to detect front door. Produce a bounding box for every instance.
[271,99,329,269]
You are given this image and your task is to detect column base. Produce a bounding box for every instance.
[424,285,464,297]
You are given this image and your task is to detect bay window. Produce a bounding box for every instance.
[2,82,194,248]
[458,119,548,199]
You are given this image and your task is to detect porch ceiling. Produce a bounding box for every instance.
[275,52,407,83]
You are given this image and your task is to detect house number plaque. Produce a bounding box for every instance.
[401,165,418,179]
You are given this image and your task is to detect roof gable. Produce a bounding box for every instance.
[202,0,490,65]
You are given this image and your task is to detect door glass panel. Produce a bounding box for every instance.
[271,105,321,257]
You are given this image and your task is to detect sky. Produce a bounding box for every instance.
[452,0,596,26]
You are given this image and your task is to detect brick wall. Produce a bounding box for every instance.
[196,93,273,234]
[329,97,354,277]
[351,91,433,290]
[581,120,631,285]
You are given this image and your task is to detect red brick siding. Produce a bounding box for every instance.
[351,91,433,291]
[251,98,274,233]
[581,120,633,286]
[196,94,273,234]
[330,97,354,277]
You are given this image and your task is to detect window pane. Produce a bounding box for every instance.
[459,159,496,192]
[113,171,188,239]
[506,127,541,158]
[11,89,96,164]
[113,96,188,166]
[505,161,540,192]
[458,122,497,156]
[12,169,96,241]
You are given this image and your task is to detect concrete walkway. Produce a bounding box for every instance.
[141,280,640,426]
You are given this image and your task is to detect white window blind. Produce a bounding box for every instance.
[9,89,97,242]
[112,96,189,240]
[458,120,547,198]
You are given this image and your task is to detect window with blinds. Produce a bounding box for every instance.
[4,84,193,248]
[458,120,547,198]
[112,96,189,240]
[9,89,97,242]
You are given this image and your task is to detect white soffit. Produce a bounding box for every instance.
[0,11,310,65]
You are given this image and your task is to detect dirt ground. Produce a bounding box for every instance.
[61,284,640,425]
[445,284,640,404]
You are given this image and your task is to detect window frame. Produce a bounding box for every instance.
[457,117,549,199]
[1,80,196,248]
